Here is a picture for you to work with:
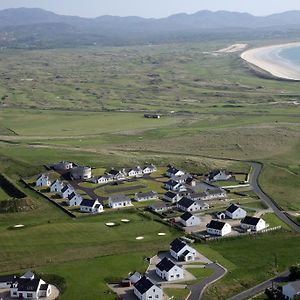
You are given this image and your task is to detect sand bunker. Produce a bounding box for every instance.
[215,44,248,53]
[136,236,144,240]
[14,224,25,228]
[158,233,166,236]
[105,222,116,227]
[121,219,130,223]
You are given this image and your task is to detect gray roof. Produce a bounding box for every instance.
[207,220,227,230]
[288,280,300,292]
[180,212,194,221]
[136,191,157,198]
[109,194,131,203]
[178,197,195,209]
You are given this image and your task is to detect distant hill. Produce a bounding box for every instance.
[1,8,300,48]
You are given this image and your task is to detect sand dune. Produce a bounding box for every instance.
[241,42,300,81]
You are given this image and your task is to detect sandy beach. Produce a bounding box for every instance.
[241,42,300,81]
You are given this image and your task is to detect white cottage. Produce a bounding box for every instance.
[163,191,182,203]
[127,166,143,177]
[165,179,182,191]
[142,165,157,174]
[80,199,103,214]
[225,204,247,219]
[135,191,158,202]
[36,174,51,187]
[66,192,83,206]
[177,197,209,212]
[206,220,232,236]
[166,167,185,178]
[60,185,75,199]
[10,271,51,299]
[108,195,132,209]
[133,276,163,300]
[92,174,114,184]
[170,238,197,262]
[207,169,232,181]
[240,216,266,232]
[156,257,184,281]
[50,179,64,193]
[179,212,201,227]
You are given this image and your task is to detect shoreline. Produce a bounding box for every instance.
[240,42,300,81]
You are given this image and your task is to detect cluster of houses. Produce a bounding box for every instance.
[205,204,267,236]
[0,271,52,299]
[128,238,197,300]
[92,165,157,184]
[50,161,92,180]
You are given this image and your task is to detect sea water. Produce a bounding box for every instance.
[279,46,300,68]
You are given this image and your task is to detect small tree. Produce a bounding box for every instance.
[289,265,300,281]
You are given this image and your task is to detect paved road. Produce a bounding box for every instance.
[188,263,227,300]
[248,162,300,233]
[228,271,289,300]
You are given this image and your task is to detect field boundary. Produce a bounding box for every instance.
[21,179,76,218]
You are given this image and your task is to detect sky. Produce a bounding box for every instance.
[0,0,300,18]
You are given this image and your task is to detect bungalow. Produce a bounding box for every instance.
[51,161,73,171]
[156,257,184,281]
[207,169,232,182]
[241,216,266,232]
[92,174,114,184]
[66,192,83,206]
[206,220,232,236]
[171,174,192,184]
[199,188,227,201]
[80,199,104,214]
[282,280,300,300]
[50,179,64,193]
[142,164,157,174]
[179,212,201,227]
[166,167,185,178]
[149,202,169,213]
[70,166,92,180]
[60,184,75,199]
[10,271,51,299]
[225,204,247,219]
[170,238,197,262]
[36,174,51,187]
[133,276,163,300]
[108,195,132,209]
[127,166,143,177]
[177,197,209,212]
[165,179,182,191]
[107,169,125,180]
[135,191,158,202]
[163,191,182,203]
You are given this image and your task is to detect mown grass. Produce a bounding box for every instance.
[164,288,190,300]
[198,231,300,300]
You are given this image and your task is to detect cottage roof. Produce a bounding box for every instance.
[156,257,176,272]
[164,191,177,199]
[180,212,194,222]
[21,271,35,279]
[241,216,262,226]
[206,188,225,196]
[109,194,130,203]
[149,203,168,210]
[68,192,77,200]
[177,197,195,209]
[108,169,121,176]
[166,179,180,187]
[40,283,49,291]
[81,199,97,208]
[51,179,62,186]
[13,278,41,292]
[170,238,187,253]
[134,276,155,294]
[287,280,300,292]
[207,220,227,230]
[136,191,157,199]
[61,185,73,193]
[167,167,182,175]
[0,274,17,283]
[226,204,239,213]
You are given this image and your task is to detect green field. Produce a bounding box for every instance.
[0,41,299,299]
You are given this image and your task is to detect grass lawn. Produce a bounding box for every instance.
[0,187,10,201]
[37,253,150,300]
[263,213,292,230]
[164,288,190,300]
[186,267,215,284]
[197,231,300,300]
[0,209,179,273]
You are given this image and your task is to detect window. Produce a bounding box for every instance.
[27,293,33,298]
